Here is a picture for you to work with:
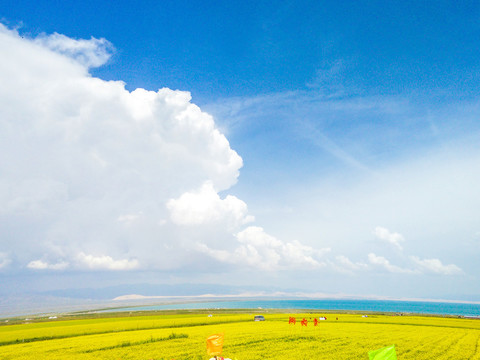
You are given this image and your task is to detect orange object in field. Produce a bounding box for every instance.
[206,333,224,356]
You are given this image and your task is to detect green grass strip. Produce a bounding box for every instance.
[82,332,188,353]
[0,318,248,347]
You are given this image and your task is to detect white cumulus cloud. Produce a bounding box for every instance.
[374,226,405,250]
[335,255,368,272]
[0,252,11,269]
[368,253,414,274]
[167,181,254,228]
[27,260,69,270]
[198,226,330,270]
[117,213,142,226]
[410,256,463,275]
[77,253,139,271]
[0,24,245,272]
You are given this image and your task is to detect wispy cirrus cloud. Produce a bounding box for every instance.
[34,32,114,68]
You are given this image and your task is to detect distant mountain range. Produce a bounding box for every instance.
[41,283,293,300]
[0,283,298,317]
[2,282,480,318]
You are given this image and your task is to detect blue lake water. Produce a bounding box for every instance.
[104,299,480,317]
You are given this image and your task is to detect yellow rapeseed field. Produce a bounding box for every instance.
[1,311,480,359]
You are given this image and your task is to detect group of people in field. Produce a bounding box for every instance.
[176,315,394,360]
[289,316,335,326]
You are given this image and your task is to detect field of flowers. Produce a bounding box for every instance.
[1,311,480,359]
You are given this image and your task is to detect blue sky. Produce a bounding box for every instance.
[6,0,480,98]
[1,1,480,309]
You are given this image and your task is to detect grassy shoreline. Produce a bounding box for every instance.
[1,306,472,326]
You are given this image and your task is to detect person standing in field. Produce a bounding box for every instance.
[207,334,231,360]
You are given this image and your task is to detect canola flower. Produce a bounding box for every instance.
[1,312,480,359]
